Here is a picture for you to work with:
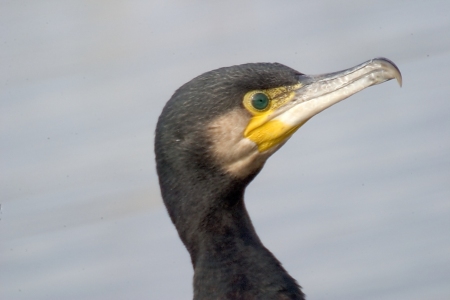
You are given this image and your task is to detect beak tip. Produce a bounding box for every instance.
[373,57,402,88]
[392,65,402,88]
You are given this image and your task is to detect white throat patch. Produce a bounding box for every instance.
[207,109,278,178]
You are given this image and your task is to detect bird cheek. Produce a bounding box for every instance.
[244,120,301,152]
[243,114,269,135]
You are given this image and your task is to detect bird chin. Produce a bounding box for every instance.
[207,108,291,178]
[222,138,282,178]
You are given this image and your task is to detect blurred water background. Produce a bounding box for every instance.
[1,1,449,299]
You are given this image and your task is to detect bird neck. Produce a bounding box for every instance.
[161,169,259,264]
[159,168,303,299]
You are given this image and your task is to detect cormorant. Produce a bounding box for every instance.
[155,58,402,299]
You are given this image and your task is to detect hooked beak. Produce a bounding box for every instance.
[244,57,402,152]
[275,57,402,128]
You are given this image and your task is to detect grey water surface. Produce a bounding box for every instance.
[1,1,449,299]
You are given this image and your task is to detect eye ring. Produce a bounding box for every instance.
[250,92,270,111]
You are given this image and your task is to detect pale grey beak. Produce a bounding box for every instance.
[274,57,402,127]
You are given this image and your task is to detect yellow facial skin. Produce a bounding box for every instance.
[243,84,303,152]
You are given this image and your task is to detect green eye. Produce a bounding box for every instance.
[251,93,270,111]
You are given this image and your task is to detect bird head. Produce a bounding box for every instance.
[156,58,401,182]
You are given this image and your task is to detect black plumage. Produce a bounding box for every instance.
[155,59,401,299]
[156,63,304,299]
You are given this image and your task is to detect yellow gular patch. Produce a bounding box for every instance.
[246,119,305,152]
[243,84,303,152]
